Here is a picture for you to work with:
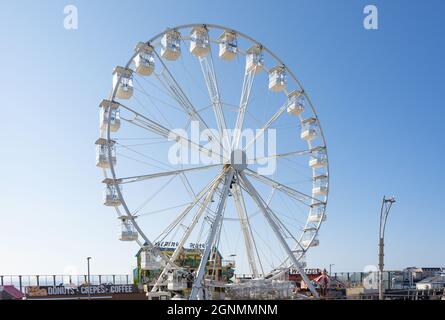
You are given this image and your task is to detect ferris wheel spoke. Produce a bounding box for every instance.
[198,52,231,150]
[152,171,226,292]
[233,68,256,150]
[248,148,312,163]
[105,164,220,185]
[231,179,260,278]
[237,173,319,299]
[117,102,226,162]
[154,173,223,245]
[190,170,234,300]
[244,168,323,206]
[244,100,288,153]
[152,49,225,151]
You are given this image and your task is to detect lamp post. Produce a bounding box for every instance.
[378,196,396,300]
[87,257,92,300]
[328,264,335,291]
[329,264,335,277]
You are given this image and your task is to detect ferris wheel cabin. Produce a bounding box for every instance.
[190,26,210,57]
[167,270,188,291]
[95,138,116,169]
[286,90,305,116]
[102,178,122,207]
[161,30,181,61]
[134,42,155,76]
[301,118,318,141]
[301,228,320,248]
[119,217,138,241]
[140,249,162,271]
[308,203,327,223]
[218,30,237,60]
[312,174,328,196]
[268,66,287,92]
[99,100,121,132]
[112,66,133,99]
[246,45,264,73]
[309,147,327,169]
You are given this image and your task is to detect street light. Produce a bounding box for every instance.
[328,264,335,291]
[87,257,92,300]
[378,196,396,300]
[329,264,335,277]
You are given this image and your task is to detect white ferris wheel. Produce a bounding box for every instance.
[96,24,329,299]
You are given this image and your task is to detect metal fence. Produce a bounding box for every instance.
[331,271,409,289]
[0,274,132,293]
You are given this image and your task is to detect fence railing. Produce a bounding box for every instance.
[0,274,132,293]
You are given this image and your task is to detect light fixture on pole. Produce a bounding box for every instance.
[378,196,396,301]
[329,264,335,277]
[87,257,92,300]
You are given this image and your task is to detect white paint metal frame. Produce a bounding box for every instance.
[98,24,329,300]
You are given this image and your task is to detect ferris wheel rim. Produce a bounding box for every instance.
[102,23,329,289]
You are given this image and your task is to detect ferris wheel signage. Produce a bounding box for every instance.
[289,268,321,275]
[154,241,206,250]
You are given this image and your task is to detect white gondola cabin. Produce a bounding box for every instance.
[134,42,155,76]
[95,138,116,168]
[161,30,181,61]
[167,269,188,291]
[218,31,237,60]
[268,66,286,92]
[141,250,162,271]
[287,90,305,116]
[147,291,171,300]
[312,174,328,196]
[308,203,327,223]
[309,147,327,169]
[119,217,138,241]
[190,26,210,57]
[99,100,120,132]
[301,229,320,248]
[112,66,133,99]
[301,118,318,141]
[301,238,320,248]
[246,45,263,73]
[102,179,122,207]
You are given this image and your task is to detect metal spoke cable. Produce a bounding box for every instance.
[244,168,322,206]
[133,79,175,128]
[153,174,222,244]
[116,140,173,171]
[116,152,170,172]
[244,100,288,152]
[132,175,177,215]
[138,202,193,217]
[118,102,226,162]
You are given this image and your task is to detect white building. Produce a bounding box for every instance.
[416,275,445,290]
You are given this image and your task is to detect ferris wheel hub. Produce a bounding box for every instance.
[230,149,248,171]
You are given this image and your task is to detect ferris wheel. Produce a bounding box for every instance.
[96,24,329,300]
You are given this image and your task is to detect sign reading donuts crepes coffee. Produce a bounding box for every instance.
[25,284,137,297]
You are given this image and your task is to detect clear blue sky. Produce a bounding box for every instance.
[0,0,444,276]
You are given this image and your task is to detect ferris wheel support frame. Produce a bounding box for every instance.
[238,172,319,298]
[190,170,235,300]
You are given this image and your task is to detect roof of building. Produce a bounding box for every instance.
[417,275,445,284]
[0,286,24,300]
[404,267,444,272]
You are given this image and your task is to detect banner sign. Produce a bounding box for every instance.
[154,241,206,250]
[289,268,322,275]
[25,284,137,297]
